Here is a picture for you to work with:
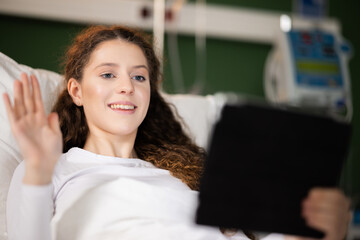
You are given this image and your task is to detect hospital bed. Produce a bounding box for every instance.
[0,51,228,240]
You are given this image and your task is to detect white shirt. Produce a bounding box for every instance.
[7,147,255,240]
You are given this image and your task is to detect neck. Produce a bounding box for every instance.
[83,132,137,158]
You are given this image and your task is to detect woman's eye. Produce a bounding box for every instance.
[132,75,146,82]
[101,73,115,79]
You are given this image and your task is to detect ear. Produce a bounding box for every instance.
[67,78,83,106]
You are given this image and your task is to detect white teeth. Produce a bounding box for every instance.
[110,104,135,110]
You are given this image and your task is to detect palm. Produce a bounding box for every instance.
[3,73,62,184]
[13,109,61,167]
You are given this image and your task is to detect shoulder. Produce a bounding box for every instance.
[61,147,97,160]
[56,147,86,164]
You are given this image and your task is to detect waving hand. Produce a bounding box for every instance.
[3,73,62,185]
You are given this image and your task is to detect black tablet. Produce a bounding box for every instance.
[195,101,351,238]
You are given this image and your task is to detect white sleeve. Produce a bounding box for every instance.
[6,162,54,240]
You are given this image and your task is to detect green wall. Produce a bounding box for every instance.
[0,0,359,198]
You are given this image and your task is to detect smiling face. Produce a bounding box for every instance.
[68,39,151,143]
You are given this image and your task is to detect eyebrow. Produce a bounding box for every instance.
[133,65,149,71]
[94,63,149,71]
[94,63,119,69]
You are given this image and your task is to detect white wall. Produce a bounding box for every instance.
[0,0,341,44]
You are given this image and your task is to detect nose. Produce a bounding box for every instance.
[115,76,134,95]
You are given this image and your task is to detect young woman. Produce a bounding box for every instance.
[4,25,351,240]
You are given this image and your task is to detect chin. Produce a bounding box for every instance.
[111,128,138,137]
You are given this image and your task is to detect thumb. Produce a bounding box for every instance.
[48,112,61,133]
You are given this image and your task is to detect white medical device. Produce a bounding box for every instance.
[264,15,352,120]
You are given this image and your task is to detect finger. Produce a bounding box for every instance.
[306,188,350,210]
[303,199,344,217]
[308,188,345,199]
[304,208,338,228]
[21,73,35,113]
[3,93,15,123]
[30,75,45,114]
[13,79,26,119]
[303,198,352,223]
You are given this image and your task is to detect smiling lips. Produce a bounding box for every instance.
[108,102,137,112]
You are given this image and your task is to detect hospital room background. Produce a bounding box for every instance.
[0,0,359,238]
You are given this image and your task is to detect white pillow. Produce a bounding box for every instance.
[163,93,226,149]
[0,52,63,240]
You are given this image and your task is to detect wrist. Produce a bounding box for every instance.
[23,168,53,185]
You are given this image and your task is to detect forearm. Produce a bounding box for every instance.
[7,163,54,240]
[16,184,53,240]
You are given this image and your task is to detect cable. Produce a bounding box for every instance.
[167,0,186,93]
[190,0,207,94]
[153,0,165,72]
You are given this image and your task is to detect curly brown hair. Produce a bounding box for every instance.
[51,25,205,190]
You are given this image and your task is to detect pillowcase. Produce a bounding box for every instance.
[0,52,63,240]
[163,92,226,149]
